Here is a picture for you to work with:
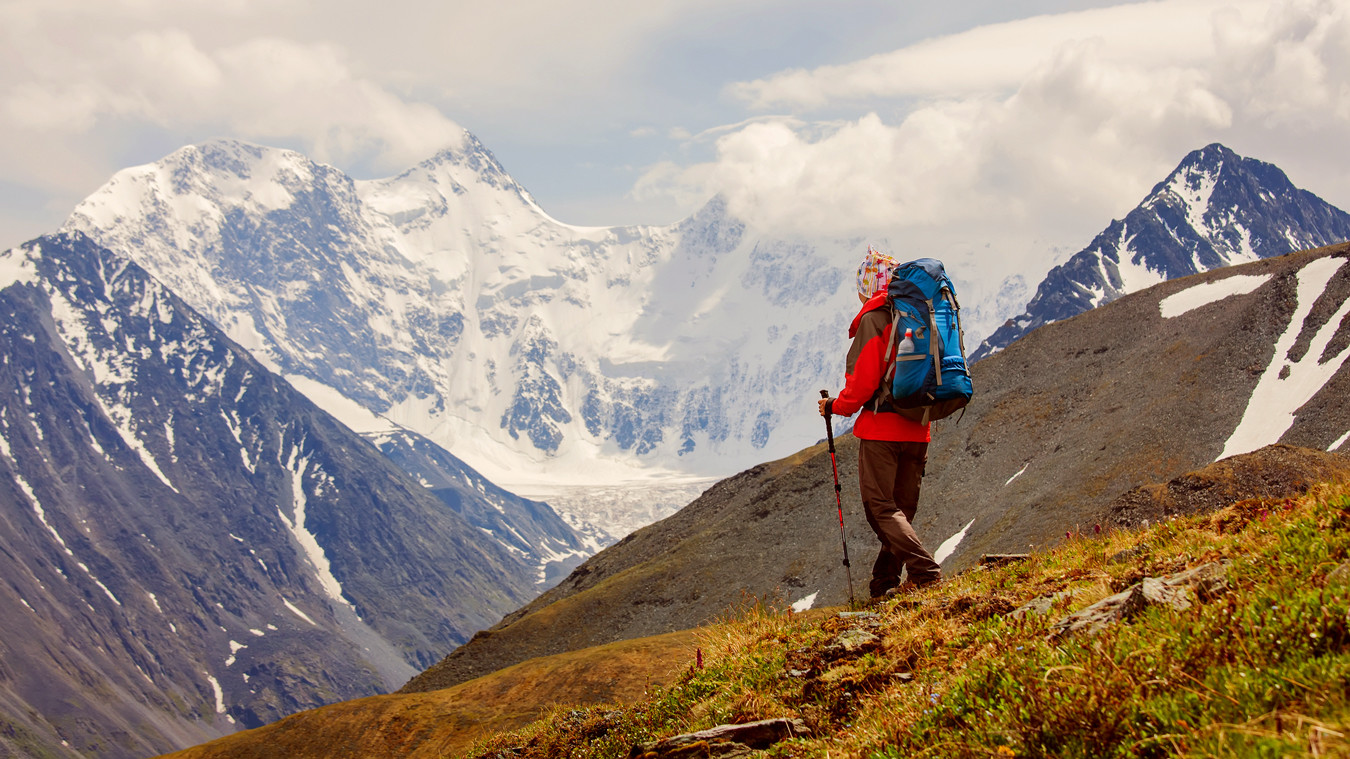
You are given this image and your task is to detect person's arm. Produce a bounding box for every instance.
[828,311,888,417]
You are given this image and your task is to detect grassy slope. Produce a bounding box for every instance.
[401,440,834,694]
[470,476,1350,758]
[158,631,699,759]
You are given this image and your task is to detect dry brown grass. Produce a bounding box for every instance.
[157,630,700,759]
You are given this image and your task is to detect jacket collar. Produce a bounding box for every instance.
[848,291,890,338]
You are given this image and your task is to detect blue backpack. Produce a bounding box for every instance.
[881,258,973,423]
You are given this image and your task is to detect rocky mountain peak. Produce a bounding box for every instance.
[974,143,1350,360]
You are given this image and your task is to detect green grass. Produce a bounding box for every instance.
[467,484,1350,758]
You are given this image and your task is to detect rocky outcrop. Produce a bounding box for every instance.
[628,718,811,759]
[1045,562,1231,641]
[1108,444,1350,528]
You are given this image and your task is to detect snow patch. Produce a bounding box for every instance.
[282,597,318,626]
[1175,169,1217,233]
[225,640,246,667]
[0,244,39,289]
[1220,258,1350,460]
[14,473,67,550]
[1160,274,1270,319]
[790,592,818,613]
[7,473,121,603]
[89,392,179,493]
[1331,430,1350,452]
[1004,464,1028,486]
[934,518,977,566]
[1114,243,1165,296]
[88,573,122,606]
[277,445,354,611]
[204,673,226,713]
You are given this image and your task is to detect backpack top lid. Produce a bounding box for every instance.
[888,258,950,302]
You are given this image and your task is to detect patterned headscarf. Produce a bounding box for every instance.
[856,246,897,299]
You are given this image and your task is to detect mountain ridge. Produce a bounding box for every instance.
[0,232,576,756]
[62,137,1350,539]
[974,143,1350,360]
[54,135,985,530]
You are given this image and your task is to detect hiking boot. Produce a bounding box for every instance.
[885,578,942,597]
[883,583,916,598]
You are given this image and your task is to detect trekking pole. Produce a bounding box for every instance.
[820,390,855,605]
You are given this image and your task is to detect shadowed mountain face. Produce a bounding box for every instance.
[975,144,1350,361]
[366,428,602,586]
[0,234,557,757]
[405,242,1350,694]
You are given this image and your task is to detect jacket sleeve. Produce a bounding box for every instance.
[832,310,889,417]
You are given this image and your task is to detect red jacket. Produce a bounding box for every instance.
[830,293,931,443]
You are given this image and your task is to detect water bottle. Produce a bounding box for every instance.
[898,328,915,354]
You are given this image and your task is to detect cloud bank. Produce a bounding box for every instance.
[640,0,1349,249]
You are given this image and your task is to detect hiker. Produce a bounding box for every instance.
[818,247,943,600]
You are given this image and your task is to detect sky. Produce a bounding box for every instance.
[2,0,1349,264]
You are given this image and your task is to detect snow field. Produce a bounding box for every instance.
[1159,273,1270,319]
[1220,257,1350,460]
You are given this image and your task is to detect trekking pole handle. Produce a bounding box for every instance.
[819,390,836,455]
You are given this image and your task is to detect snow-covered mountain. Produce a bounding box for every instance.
[0,232,584,755]
[65,137,1349,534]
[61,135,868,525]
[974,143,1350,360]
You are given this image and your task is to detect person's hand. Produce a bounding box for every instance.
[818,397,831,417]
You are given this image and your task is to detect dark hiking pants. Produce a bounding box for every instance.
[858,438,942,596]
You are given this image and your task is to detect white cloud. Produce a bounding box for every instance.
[1212,0,1350,124]
[728,0,1271,109]
[0,27,462,173]
[641,0,1348,249]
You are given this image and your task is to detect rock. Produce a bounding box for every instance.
[1162,560,1232,600]
[819,628,881,661]
[1008,591,1075,620]
[629,718,811,758]
[1048,562,1229,640]
[1134,577,1193,612]
[1329,562,1350,585]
